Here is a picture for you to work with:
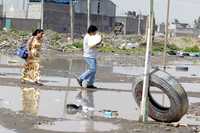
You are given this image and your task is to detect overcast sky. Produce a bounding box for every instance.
[111,0,200,25]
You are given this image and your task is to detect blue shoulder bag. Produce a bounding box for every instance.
[16,37,34,60]
[16,45,28,59]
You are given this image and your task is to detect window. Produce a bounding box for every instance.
[29,0,41,2]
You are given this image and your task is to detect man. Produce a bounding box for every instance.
[77,25,101,88]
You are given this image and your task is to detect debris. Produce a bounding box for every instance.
[165,127,171,131]
[8,60,18,64]
[170,123,188,127]
[119,43,126,49]
[189,52,200,57]
[175,66,189,72]
[100,110,119,119]
[176,51,190,57]
[132,129,142,132]
[126,42,139,49]
[0,73,6,76]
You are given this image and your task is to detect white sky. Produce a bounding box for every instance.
[111,0,200,25]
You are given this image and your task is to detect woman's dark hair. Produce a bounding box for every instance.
[87,25,98,34]
[32,29,44,36]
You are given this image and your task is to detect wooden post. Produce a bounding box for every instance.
[70,0,74,43]
[163,0,170,71]
[87,0,91,28]
[40,0,44,29]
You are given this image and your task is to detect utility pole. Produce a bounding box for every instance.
[139,0,154,122]
[2,0,5,22]
[40,0,44,29]
[138,11,141,35]
[163,0,170,71]
[124,18,127,36]
[87,0,90,28]
[70,0,74,42]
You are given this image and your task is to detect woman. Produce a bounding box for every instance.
[21,29,44,85]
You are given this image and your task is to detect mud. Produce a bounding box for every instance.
[0,53,199,133]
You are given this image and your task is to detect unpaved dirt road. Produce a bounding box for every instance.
[0,53,199,133]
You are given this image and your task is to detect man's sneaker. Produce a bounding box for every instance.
[86,85,97,89]
[76,78,83,87]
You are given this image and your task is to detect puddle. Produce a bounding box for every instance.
[0,55,23,66]
[0,86,21,111]
[113,66,144,76]
[0,84,200,121]
[36,120,119,132]
[113,65,200,78]
[0,125,17,133]
[0,55,200,127]
[0,85,139,120]
[0,68,21,75]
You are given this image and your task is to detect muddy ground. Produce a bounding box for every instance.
[0,52,200,133]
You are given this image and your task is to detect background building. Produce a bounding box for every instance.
[0,0,147,35]
[44,0,116,34]
[0,0,42,30]
[115,12,147,35]
[0,0,116,34]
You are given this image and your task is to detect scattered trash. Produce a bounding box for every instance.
[191,74,197,77]
[8,60,18,64]
[66,104,118,119]
[176,51,200,57]
[119,42,139,49]
[176,51,190,57]
[165,127,171,131]
[132,129,142,132]
[189,52,200,57]
[0,73,6,76]
[176,66,189,72]
[100,110,119,119]
[119,43,126,49]
[126,42,139,49]
[170,123,188,127]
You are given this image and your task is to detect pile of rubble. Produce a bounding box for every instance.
[0,29,82,55]
[0,30,28,55]
[103,34,143,49]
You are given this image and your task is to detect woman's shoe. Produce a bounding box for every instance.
[20,79,26,84]
[35,81,44,86]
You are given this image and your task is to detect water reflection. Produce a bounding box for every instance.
[65,89,95,118]
[21,85,40,115]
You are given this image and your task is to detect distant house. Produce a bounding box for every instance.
[158,22,165,34]
[115,13,147,35]
[169,22,194,37]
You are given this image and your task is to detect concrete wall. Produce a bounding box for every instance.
[44,3,114,34]
[74,0,116,17]
[44,3,70,33]
[115,16,147,35]
[9,18,40,31]
[174,28,194,37]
